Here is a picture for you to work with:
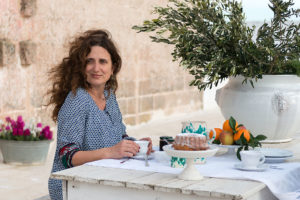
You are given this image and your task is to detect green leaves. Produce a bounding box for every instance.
[0,130,48,141]
[255,134,268,141]
[229,116,236,132]
[133,0,300,91]
[0,133,44,141]
[223,116,268,160]
[235,133,267,160]
[237,146,243,160]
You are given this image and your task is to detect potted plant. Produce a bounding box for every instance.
[133,0,300,142]
[0,116,53,165]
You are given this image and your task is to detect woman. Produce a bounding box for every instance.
[47,29,152,200]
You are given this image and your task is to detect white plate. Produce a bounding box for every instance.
[211,144,241,154]
[234,163,269,171]
[163,145,218,180]
[255,148,293,158]
[211,144,240,149]
[163,144,218,158]
[132,154,154,160]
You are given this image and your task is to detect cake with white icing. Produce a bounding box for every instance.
[173,133,209,151]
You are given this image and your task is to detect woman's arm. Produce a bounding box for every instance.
[71,139,140,166]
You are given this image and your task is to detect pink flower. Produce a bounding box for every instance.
[17,121,25,129]
[17,128,23,136]
[24,129,31,136]
[12,128,18,136]
[16,116,25,128]
[11,120,16,128]
[41,126,53,140]
[5,117,11,123]
[37,123,42,128]
[47,131,53,140]
[17,116,23,123]
[3,115,53,141]
[44,130,53,140]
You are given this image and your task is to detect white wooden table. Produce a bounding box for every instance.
[50,136,300,200]
[51,164,278,200]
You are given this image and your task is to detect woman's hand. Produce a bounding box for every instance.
[139,137,153,155]
[108,140,140,159]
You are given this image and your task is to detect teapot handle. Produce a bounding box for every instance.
[207,128,216,144]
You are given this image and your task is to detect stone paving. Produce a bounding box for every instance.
[0,109,225,200]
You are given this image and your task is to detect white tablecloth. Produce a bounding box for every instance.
[86,153,300,200]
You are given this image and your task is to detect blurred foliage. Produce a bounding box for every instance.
[133,0,300,90]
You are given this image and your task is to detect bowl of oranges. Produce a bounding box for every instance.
[209,116,267,160]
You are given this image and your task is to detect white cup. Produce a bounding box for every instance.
[134,140,149,156]
[240,150,265,168]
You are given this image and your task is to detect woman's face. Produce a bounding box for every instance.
[85,46,113,89]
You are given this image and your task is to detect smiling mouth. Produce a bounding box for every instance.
[91,74,103,78]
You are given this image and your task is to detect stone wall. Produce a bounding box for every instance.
[0,0,202,127]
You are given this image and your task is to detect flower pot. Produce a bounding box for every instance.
[215,75,300,143]
[0,139,52,165]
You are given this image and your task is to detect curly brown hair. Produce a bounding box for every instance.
[47,29,122,122]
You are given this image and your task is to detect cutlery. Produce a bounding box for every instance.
[145,155,149,167]
[120,158,130,164]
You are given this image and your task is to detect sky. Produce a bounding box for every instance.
[240,0,300,21]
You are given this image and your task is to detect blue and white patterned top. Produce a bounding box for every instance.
[48,88,126,200]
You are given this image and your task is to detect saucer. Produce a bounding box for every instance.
[265,157,291,163]
[234,163,268,171]
[132,154,154,160]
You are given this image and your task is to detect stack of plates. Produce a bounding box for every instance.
[256,148,293,163]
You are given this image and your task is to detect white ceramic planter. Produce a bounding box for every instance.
[0,139,51,165]
[215,75,300,143]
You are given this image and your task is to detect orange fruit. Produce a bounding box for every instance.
[223,119,238,133]
[234,126,250,142]
[209,128,222,140]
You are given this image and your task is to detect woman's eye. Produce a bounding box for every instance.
[86,59,93,64]
[99,59,107,64]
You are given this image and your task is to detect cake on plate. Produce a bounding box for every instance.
[173,133,209,151]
